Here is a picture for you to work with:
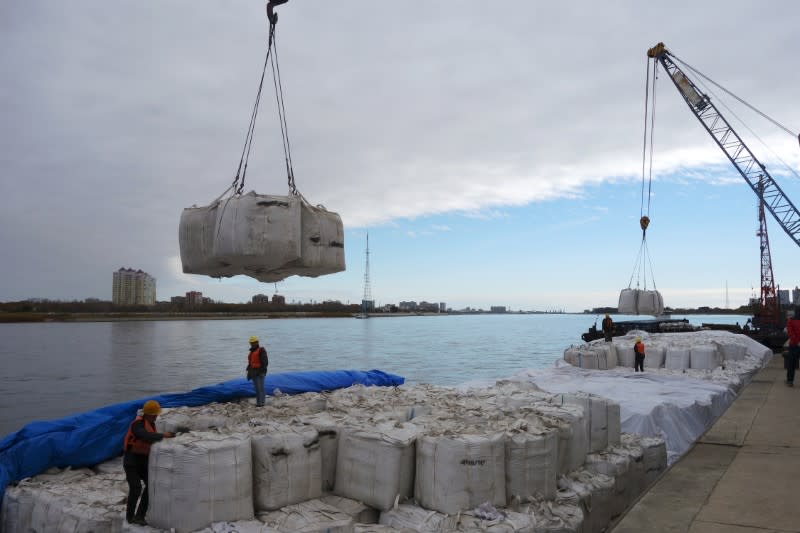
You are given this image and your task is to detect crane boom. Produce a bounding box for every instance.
[647,43,800,249]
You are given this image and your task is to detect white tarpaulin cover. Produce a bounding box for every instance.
[617,288,664,316]
[179,191,344,283]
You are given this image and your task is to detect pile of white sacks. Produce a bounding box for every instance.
[179,191,345,283]
[564,329,759,372]
[1,382,668,533]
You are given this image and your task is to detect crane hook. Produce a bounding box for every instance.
[640,215,650,238]
[267,0,288,25]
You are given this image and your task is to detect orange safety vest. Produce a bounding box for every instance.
[634,342,645,356]
[123,416,156,455]
[248,347,263,369]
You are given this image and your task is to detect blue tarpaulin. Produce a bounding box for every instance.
[0,369,403,504]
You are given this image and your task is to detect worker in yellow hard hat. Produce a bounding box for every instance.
[246,335,269,407]
[633,337,645,372]
[122,400,175,526]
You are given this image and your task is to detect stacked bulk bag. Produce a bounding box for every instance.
[617,345,636,368]
[379,504,458,531]
[334,423,418,511]
[415,432,506,514]
[690,345,720,370]
[147,432,254,533]
[617,288,664,316]
[643,344,665,369]
[179,191,345,282]
[258,499,354,532]
[564,393,621,452]
[505,428,559,501]
[665,347,691,370]
[720,342,747,361]
[251,425,322,511]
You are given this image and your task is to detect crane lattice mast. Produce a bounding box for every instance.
[362,232,372,312]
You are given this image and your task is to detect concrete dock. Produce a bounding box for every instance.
[611,353,797,532]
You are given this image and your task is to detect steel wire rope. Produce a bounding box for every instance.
[687,65,800,184]
[671,54,798,142]
[233,23,277,196]
[269,34,299,196]
[629,57,659,291]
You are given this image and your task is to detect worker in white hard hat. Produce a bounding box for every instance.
[246,335,269,406]
[122,400,175,526]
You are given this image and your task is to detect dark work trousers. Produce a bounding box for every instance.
[604,330,613,342]
[124,453,149,521]
[635,354,645,372]
[787,345,800,384]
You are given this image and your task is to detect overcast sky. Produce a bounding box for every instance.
[1,1,799,311]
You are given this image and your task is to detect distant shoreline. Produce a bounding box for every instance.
[0,309,750,323]
[0,311,578,323]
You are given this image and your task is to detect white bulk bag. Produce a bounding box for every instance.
[297,414,340,493]
[563,348,599,369]
[252,427,322,511]
[721,342,747,361]
[558,470,615,533]
[621,434,667,486]
[505,430,559,500]
[415,433,506,515]
[258,499,354,533]
[617,345,635,368]
[379,504,458,531]
[593,344,618,369]
[0,487,35,532]
[617,289,664,316]
[212,192,303,281]
[518,497,585,533]
[148,432,254,533]
[643,344,665,368]
[296,199,346,279]
[180,191,345,283]
[584,451,632,519]
[321,495,380,525]
[334,424,417,511]
[690,345,719,370]
[179,201,238,278]
[665,347,691,370]
[564,393,621,452]
[532,404,588,474]
[456,508,535,532]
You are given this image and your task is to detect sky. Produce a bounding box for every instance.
[1,1,799,312]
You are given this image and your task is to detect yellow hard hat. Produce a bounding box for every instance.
[635,337,642,343]
[143,400,161,416]
[249,335,259,344]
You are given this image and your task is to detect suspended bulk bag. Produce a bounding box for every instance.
[212,192,303,281]
[617,288,664,316]
[293,197,345,279]
[179,201,238,278]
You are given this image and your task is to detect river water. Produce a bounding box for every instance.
[0,313,748,437]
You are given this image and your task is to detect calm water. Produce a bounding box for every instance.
[0,313,748,437]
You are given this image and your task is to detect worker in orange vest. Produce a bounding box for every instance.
[602,314,614,342]
[122,400,174,526]
[247,335,269,406]
[633,337,645,372]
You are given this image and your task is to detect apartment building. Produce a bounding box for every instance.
[112,268,156,305]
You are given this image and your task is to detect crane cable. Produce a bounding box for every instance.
[670,53,800,148]
[231,0,298,198]
[629,56,659,292]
